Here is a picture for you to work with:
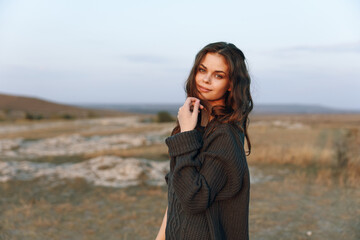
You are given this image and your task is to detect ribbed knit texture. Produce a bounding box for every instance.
[164,122,250,240]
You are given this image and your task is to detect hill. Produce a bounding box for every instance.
[0,93,135,121]
[76,103,360,116]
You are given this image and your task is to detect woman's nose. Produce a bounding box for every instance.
[203,74,210,83]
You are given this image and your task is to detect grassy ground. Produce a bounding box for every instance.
[0,178,167,240]
[0,113,359,239]
[0,166,358,240]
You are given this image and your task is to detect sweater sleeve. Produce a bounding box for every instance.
[165,172,169,185]
[165,123,246,215]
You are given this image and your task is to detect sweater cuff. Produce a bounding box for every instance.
[165,129,203,157]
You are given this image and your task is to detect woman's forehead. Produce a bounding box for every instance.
[200,53,228,72]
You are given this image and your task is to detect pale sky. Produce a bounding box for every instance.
[0,0,359,110]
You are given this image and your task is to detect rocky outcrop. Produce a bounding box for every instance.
[0,156,169,188]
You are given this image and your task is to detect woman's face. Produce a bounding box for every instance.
[195,53,231,107]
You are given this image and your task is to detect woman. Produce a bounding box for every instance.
[156,42,253,240]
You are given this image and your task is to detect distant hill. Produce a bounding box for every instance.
[76,103,360,116]
[252,103,360,114]
[2,92,358,122]
[0,93,136,121]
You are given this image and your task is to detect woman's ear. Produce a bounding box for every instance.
[228,87,231,91]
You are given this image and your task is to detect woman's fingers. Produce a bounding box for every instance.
[192,99,200,116]
[184,97,196,109]
[177,97,205,132]
[183,97,204,110]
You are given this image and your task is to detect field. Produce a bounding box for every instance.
[0,113,359,240]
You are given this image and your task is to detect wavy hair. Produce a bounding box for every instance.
[171,42,253,155]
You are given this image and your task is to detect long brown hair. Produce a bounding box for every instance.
[171,42,253,155]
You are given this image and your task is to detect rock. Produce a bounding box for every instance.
[0,156,169,188]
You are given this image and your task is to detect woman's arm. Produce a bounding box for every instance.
[165,123,246,214]
[155,206,168,240]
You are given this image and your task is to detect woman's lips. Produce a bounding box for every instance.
[198,85,211,93]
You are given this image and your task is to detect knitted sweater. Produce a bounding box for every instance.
[164,119,250,240]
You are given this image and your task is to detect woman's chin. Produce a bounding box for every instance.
[195,92,205,100]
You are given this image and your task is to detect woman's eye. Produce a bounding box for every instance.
[215,74,224,79]
[198,68,205,73]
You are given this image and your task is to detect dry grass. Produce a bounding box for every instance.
[1,113,360,239]
[247,114,360,187]
[4,113,358,185]
[83,143,170,161]
[249,170,360,240]
[1,171,359,240]
[0,178,168,240]
[0,116,173,140]
[250,113,360,128]
[79,123,172,137]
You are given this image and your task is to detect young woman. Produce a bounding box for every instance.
[156,42,253,240]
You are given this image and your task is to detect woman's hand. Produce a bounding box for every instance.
[155,206,168,240]
[178,97,204,133]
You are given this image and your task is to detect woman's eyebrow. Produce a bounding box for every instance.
[199,64,207,69]
[200,64,226,74]
[214,70,226,75]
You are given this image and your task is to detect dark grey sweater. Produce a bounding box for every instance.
[164,121,250,240]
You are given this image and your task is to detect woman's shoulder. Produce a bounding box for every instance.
[205,121,243,136]
[203,121,245,146]
[202,122,232,138]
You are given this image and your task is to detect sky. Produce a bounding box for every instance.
[0,0,359,110]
